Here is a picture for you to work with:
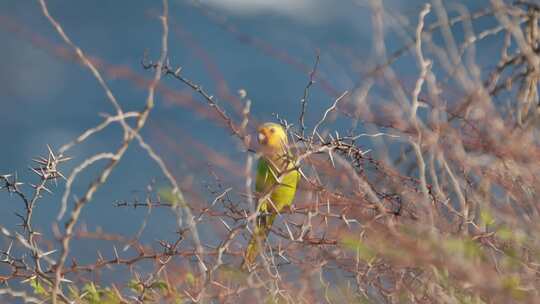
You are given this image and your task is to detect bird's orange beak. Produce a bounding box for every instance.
[257,130,268,145]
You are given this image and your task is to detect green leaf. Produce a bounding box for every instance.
[82,282,101,304]
[480,209,495,226]
[185,272,195,286]
[100,288,123,304]
[67,285,81,299]
[128,279,143,293]
[150,280,169,293]
[341,236,376,261]
[502,275,527,300]
[497,226,513,241]
[442,238,483,260]
[28,277,48,297]
[158,187,186,207]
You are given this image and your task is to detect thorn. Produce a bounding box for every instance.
[97,251,104,263]
[316,131,324,142]
[32,157,47,166]
[342,214,351,229]
[29,167,43,177]
[195,254,208,272]
[328,149,335,168]
[0,227,12,237]
[113,246,120,262]
[278,250,289,263]
[58,156,72,163]
[21,275,37,284]
[47,145,56,160]
[5,241,13,256]
[38,184,53,194]
[39,249,57,258]
[218,218,231,232]
[284,220,295,241]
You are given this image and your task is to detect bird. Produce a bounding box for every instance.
[242,122,300,269]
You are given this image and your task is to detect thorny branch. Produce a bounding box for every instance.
[1,1,540,303]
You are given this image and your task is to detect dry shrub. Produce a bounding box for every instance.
[1,0,540,303]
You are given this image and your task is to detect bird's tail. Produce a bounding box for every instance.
[242,213,276,269]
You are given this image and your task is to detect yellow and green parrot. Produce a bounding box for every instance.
[242,122,300,268]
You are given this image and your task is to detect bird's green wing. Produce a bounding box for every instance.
[243,156,299,268]
[255,157,299,213]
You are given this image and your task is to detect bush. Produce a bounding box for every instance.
[1,0,540,303]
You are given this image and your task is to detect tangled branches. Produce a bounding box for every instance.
[0,0,540,303]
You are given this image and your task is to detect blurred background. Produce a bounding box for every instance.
[0,0,500,283]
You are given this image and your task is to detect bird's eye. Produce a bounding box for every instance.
[270,128,275,133]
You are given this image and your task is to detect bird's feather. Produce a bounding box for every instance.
[243,155,299,268]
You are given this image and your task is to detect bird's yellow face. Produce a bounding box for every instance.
[257,122,288,152]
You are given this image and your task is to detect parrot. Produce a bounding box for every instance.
[242,122,300,269]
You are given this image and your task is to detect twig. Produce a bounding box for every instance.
[299,52,320,136]
[312,91,349,139]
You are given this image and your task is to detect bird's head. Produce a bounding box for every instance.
[257,122,288,153]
